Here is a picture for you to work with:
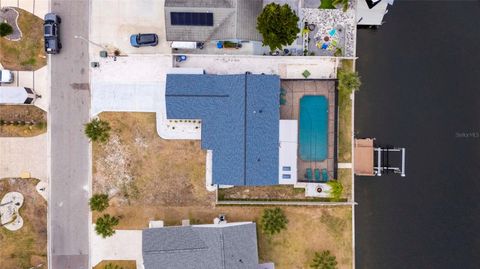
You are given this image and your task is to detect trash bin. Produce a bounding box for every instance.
[91,62,100,68]
[99,51,108,58]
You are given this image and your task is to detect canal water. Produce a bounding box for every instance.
[355,2,480,268]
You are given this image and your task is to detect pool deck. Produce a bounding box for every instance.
[280,80,336,181]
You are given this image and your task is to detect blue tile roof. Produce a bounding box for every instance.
[165,74,280,186]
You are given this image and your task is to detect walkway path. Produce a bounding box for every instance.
[0,0,48,18]
[0,7,22,40]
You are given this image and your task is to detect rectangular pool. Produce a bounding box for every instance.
[299,95,329,161]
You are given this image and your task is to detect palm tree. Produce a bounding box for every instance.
[260,207,288,236]
[84,118,111,143]
[89,194,109,212]
[95,214,119,238]
[310,250,338,269]
[338,70,361,96]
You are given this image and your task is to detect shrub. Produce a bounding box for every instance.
[84,118,111,143]
[95,214,119,238]
[260,207,288,236]
[89,193,110,212]
[310,250,338,269]
[0,22,13,37]
[103,263,123,269]
[332,0,349,12]
[257,3,300,51]
[327,181,343,201]
[337,69,361,98]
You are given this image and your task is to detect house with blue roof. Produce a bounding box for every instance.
[165,73,280,186]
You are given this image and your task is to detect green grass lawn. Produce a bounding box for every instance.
[338,60,354,163]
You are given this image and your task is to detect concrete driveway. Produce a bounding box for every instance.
[91,54,172,116]
[90,0,170,56]
[0,134,47,181]
[91,226,143,269]
[5,67,49,111]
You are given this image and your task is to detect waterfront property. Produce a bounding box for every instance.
[165,74,337,197]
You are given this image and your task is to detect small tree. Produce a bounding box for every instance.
[89,193,109,212]
[0,22,13,37]
[84,118,111,143]
[95,214,119,238]
[257,3,300,51]
[310,250,338,269]
[338,69,361,96]
[261,207,288,236]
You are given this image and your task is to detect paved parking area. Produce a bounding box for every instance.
[90,0,170,56]
[0,133,47,181]
[175,55,339,79]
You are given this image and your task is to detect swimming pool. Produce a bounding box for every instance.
[299,95,329,161]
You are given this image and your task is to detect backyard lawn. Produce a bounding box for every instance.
[0,178,47,269]
[0,8,46,70]
[92,112,353,269]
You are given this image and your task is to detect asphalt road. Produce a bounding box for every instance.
[48,0,90,268]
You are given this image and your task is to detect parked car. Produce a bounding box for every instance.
[44,13,62,54]
[0,70,14,84]
[130,33,158,47]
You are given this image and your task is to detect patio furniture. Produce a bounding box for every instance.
[314,169,321,181]
[305,168,313,181]
[321,168,329,182]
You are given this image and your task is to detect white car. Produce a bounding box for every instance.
[0,70,14,84]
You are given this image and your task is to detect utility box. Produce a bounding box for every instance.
[99,51,108,57]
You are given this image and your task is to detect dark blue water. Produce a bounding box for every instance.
[355,2,480,269]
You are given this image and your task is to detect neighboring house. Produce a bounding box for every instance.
[357,0,395,26]
[142,222,260,269]
[0,87,39,105]
[164,0,263,42]
[165,73,280,186]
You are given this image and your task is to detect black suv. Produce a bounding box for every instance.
[44,13,62,54]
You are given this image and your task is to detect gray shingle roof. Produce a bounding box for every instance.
[142,223,259,269]
[165,0,263,41]
[165,74,280,186]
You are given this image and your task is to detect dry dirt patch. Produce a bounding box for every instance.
[0,178,47,269]
[93,112,213,207]
[0,105,47,137]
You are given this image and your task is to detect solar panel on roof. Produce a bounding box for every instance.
[171,12,213,26]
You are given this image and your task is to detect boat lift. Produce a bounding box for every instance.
[374,147,406,177]
[354,138,406,177]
